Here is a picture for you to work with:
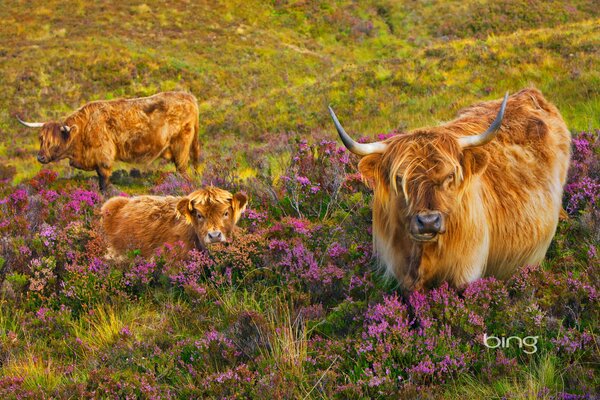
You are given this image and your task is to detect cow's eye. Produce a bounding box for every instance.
[443,173,455,187]
[223,211,229,218]
[196,212,204,220]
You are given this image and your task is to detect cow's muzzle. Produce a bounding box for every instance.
[37,153,49,164]
[410,211,445,242]
[205,231,226,244]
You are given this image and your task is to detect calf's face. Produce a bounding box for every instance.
[176,189,248,246]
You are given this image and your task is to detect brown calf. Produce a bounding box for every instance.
[101,187,248,258]
[18,91,200,191]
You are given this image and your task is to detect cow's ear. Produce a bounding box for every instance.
[358,154,383,189]
[462,148,489,177]
[176,198,194,225]
[231,192,248,223]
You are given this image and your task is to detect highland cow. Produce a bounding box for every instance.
[101,187,248,258]
[329,88,571,291]
[17,91,200,191]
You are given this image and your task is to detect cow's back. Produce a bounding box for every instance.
[67,91,199,166]
[101,195,192,257]
[111,92,198,161]
[453,88,571,277]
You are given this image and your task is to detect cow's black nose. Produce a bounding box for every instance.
[412,212,443,234]
[208,231,222,240]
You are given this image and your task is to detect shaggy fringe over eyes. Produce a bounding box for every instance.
[187,187,233,207]
[41,122,70,154]
[386,133,463,215]
[175,187,233,222]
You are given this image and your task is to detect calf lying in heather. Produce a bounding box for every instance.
[101,187,248,258]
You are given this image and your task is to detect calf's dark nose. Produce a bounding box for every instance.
[411,212,442,234]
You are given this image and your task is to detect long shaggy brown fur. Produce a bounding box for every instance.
[33,91,200,191]
[101,187,248,258]
[357,88,571,291]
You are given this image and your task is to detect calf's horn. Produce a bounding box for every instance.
[16,115,44,128]
[328,106,387,156]
[458,92,509,149]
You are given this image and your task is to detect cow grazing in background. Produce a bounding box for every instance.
[17,91,200,191]
[329,88,571,291]
[101,187,248,258]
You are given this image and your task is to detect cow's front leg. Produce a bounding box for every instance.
[96,166,112,192]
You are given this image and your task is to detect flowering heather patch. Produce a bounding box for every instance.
[276,138,360,219]
[565,130,600,215]
[151,172,195,196]
[63,188,102,215]
[123,258,157,288]
[0,130,597,398]
[243,208,268,233]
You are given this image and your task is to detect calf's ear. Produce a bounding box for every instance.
[231,192,248,223]
[358,154,383,189]
[462,148,489,178]
[176,198,194,225]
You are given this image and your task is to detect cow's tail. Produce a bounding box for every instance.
[190,118,201,171]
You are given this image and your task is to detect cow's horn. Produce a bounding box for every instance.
[16,115,44,128]
[458,92,509,149]
[328,106,387,156]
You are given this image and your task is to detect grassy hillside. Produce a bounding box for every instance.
[0,1,599,399]
[1,0,599,180]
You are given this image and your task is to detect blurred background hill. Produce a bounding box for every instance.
[1,0,599,179]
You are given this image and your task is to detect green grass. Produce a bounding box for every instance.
[447,354,566,399]
[1,1,599,182]
[2,354,68,392]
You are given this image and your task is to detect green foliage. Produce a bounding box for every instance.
[1,1,599,183]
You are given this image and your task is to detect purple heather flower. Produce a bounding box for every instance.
[36,307,50,322]
[588,245,597,260]
[39,224,58,246]
[327,242,347,258]
[296,175,310,186]
[64,189,101,213]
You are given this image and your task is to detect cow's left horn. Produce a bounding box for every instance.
[16,115,44,128]
[328,106,387,156]
[458,92,509,149]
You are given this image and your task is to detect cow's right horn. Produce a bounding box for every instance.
[457,92,509,149]
[16,115,44,128]
[328,106,387,156]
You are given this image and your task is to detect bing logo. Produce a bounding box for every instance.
[483,333,539,354]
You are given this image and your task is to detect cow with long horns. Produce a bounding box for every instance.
[329,88,571,291]
[17,91,200,191]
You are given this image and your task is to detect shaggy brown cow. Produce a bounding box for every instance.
[329,88,571,291]
[101,187,248,258]
[17,91,200,191]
